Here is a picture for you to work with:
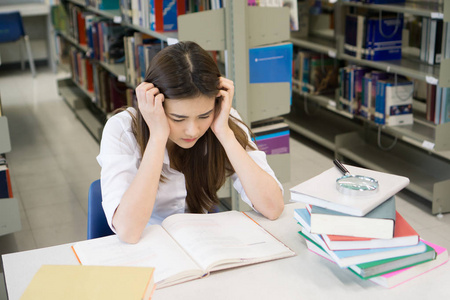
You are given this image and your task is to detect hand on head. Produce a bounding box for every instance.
[211,77,234,139]
[135,82,170,142]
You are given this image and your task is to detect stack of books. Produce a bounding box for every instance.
[290,164,449,288]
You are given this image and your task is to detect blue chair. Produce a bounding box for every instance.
[87,179,115,239]
[0,11,36,77]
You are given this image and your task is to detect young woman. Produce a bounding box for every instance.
[97,41,284,244]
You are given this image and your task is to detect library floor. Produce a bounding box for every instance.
[1,67,450,299]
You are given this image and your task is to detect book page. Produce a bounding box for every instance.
[72,225,203,288]
[161,211,295,272]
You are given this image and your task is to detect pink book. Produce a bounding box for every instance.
[369,239,448,288]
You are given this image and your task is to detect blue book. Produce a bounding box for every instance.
[249,42,293,84]
[375,79,387,124]
[99,0,120,10]
[440,88,450,124]
[370,15,403,61]
[435,87,442,125]
[360,73,372,118]
[294,208,427,268]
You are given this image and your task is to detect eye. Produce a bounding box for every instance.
[199,115,211,119]
[171,118,184,122]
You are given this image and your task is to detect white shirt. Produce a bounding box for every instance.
[97,107,283,231]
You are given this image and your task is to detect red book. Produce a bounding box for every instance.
[154,0,163,31]
[85,59,94,92]
[322,212,420,250]
[77,11,87,45]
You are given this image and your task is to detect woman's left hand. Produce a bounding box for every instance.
[211,77,234,141]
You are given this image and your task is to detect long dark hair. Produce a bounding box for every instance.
[131,41,256,213]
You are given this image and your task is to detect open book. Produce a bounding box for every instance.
[72,211,295,289]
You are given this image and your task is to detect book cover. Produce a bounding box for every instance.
[151,0,180,31]
[295,209,427,268]
[370,15,403,61]
[253,122,290,155]
[20,265,155,300]
[309,55,339,95]
[308,196,396,239]
[290,164,410,216]
[249,43,293,84]
[322,212,420,251]
[383,78,414,126]
[369,240,448,288]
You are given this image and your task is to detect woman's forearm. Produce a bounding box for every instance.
[219,131,284,219]
[112,138,166,243]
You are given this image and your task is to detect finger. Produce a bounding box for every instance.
[136,82,154,93]
[154,93,165,108]
[145,88,160,102]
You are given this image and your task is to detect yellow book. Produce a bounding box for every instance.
[20,265,155,300]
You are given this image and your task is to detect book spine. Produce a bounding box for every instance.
[420,17,428,62]
[434,20,443,64]
[428,19,437,65]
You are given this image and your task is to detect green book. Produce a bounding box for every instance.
[298,230,436,279]
[349,243,436,279]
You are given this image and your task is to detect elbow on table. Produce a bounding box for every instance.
[114,225,143,244]
[262,197,284,221]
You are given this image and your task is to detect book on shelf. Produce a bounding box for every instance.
[249,42,293,84]
[320,212,420,251]
[374,76,414,126]
[252,121,290,155]
[0,165,13,199]
[96,0,121,10]
[344,14,366,59]
[369,240,448,288]
[309,55,340,95]
[305,196,396,239]
[366,14,403,61]
[289,164,410,216]
[295,209,427,268]
[72,211,295,289]
[151,0,186,32]
[20,265,155,300]
[421,18,443,65]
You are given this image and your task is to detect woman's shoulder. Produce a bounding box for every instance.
[105,107,136,129]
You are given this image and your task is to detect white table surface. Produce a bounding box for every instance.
[3,202,449,300]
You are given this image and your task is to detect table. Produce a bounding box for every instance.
[0,3,56,72]
[2,203,449,300]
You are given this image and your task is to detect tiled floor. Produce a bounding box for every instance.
[1,67,450,299]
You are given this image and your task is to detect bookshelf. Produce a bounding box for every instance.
[288,0,450,214]
[0,93,22,237]
[178,1,292,210]
[53,1,292,211]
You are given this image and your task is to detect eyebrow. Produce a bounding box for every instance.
[169,109,214,119]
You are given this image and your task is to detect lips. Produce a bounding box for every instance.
[182,138,197,143]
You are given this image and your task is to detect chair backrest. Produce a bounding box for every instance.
[0,11,26,43]
[87,179,115,239]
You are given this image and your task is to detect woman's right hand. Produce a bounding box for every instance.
[135,82,170,142]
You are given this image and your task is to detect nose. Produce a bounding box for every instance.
[184,120,199,137]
